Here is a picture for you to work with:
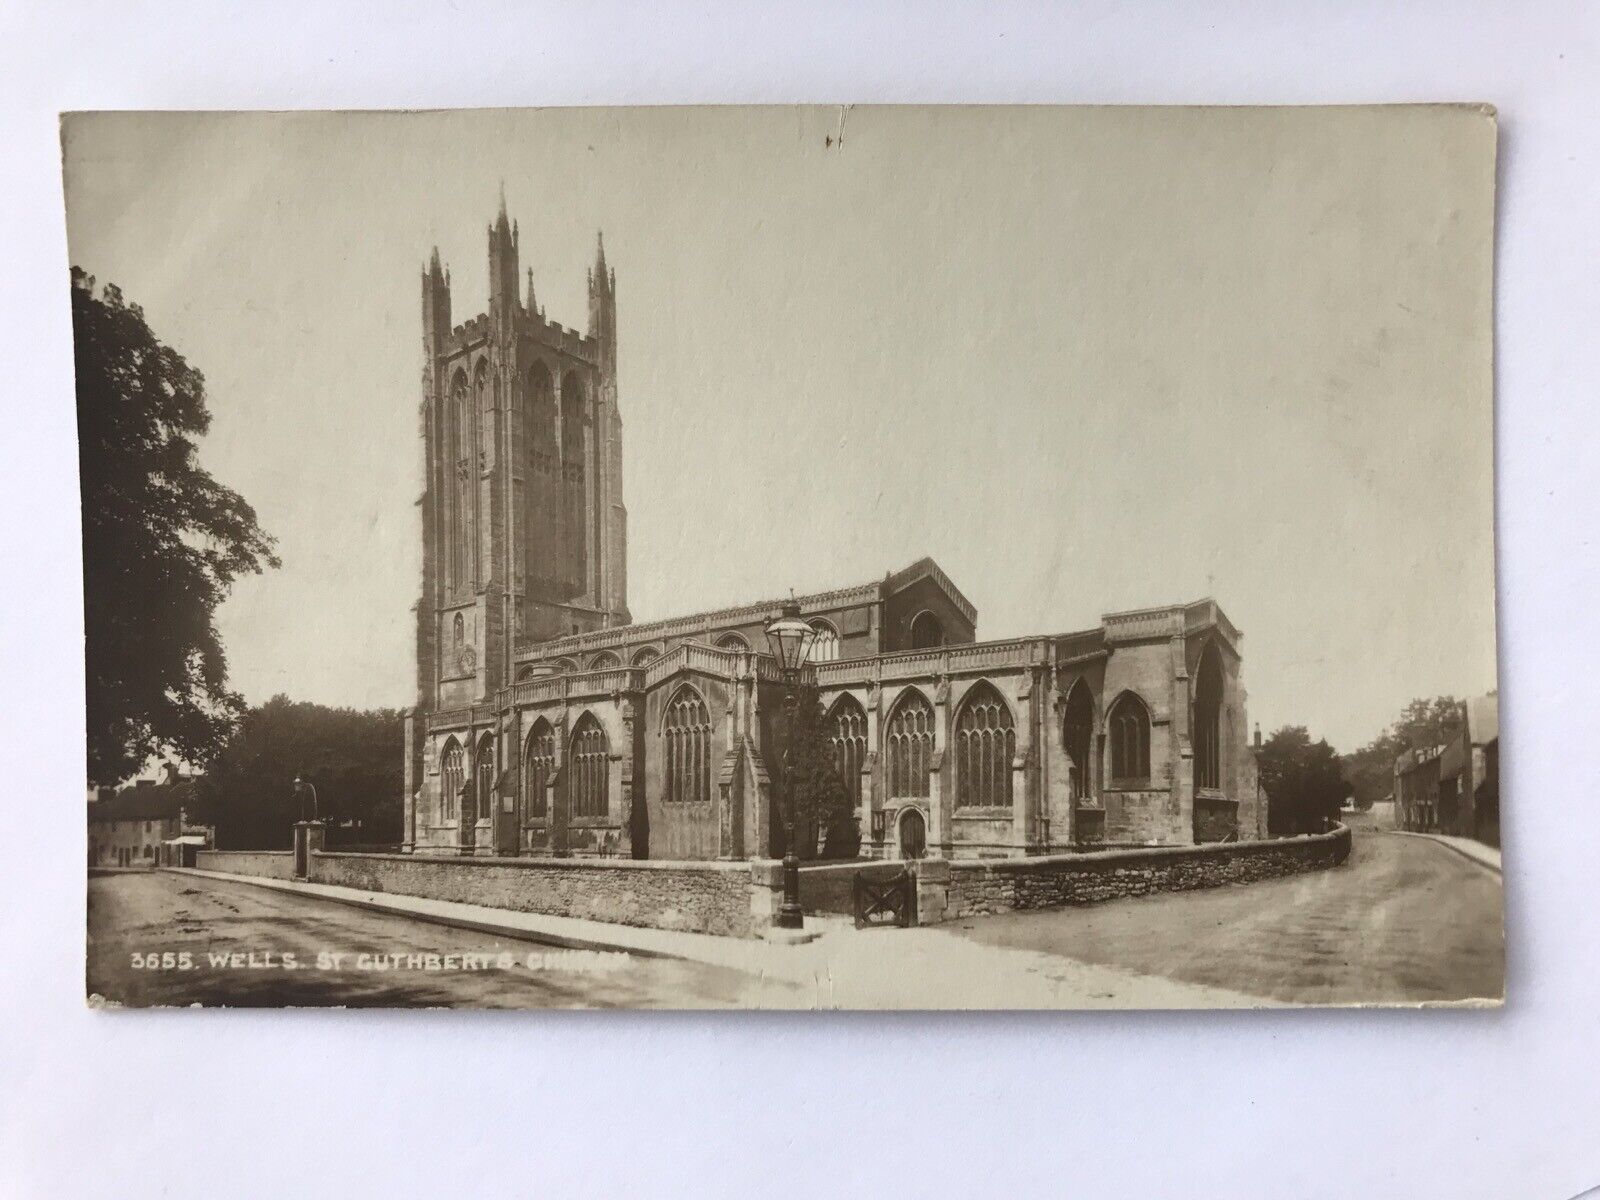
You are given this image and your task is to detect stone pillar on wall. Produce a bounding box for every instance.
[748,859,785,925]
[914,858,950,925]
[293,821,325,879]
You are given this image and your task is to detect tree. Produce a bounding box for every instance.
[1342,695,1464,809]
[196,696,404,849]
[1259,725,1347,837]
[781,684,861,861]
[1391,696,1465,754]
[73,269,279,784]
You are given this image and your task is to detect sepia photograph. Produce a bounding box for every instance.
[65,104,1502,1010]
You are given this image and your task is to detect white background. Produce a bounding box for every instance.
[1,4,1596,1198]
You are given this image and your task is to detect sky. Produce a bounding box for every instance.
[60,105,1498,753]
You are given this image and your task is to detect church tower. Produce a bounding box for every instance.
[413,204,630,721]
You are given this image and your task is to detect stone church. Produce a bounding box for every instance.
[402,205,1262,862]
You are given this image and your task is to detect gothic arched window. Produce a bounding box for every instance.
[439,738,464,822]
[955,682,1016,808]
[714,632,749,652]
[452,612,464,647]
[568,714,609,818]
[663,687,711,805]
[526,362,556,461]
[524,719,554,819]
[587,651,620,671]
[631,646,660,666]
[810,620,840,662]
[1108,693,1152,785]
[473,735,496,822]
[559,371,588,594]
[1194,641,1224,791]
[559,372,586,463]
[474,360,493,469]
[909,611,944,649]
[1062,679,1095,802]
[885,689,935,799]
[828,696,868,810]
[446,370,473,590]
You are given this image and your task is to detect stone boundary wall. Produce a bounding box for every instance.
[309,852,763,938]
[194,850,296,880]
[930,825,1352,922]
[799,859,910,915]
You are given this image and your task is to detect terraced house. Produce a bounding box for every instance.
[403,206,1262,863]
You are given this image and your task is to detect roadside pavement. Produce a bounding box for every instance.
[1387,830,1502,874]
[165,866,1271,1010]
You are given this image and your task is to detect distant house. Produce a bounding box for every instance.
[1394,691,1499,846]
[87,764,214,868]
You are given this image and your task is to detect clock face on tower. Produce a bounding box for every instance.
[457,645,477,676]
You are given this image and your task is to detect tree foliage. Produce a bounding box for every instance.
[196,696,404,849]
[73,269,279,783]
[1260,725,1347,837]
[1341,695,1464,810]
[780,684,861,861]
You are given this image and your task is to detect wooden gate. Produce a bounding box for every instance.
[853,869,917,928]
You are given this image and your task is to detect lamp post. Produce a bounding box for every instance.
[293,776,319,823]
[765,599,818,930]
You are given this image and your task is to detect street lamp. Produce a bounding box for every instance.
[293,776,319,823]
[765,599,818,931]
